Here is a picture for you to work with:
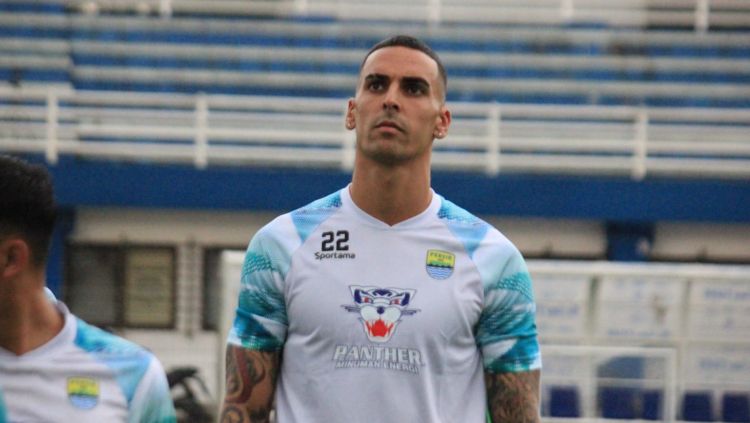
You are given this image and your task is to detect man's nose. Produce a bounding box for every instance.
[382,85,400,111]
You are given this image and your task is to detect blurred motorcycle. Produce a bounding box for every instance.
[167,366,214,423]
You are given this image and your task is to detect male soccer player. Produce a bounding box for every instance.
[221,35,541,423]
[0,155,177,423]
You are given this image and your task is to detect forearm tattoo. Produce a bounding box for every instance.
[221,346,280,423]
[485,370,541,423]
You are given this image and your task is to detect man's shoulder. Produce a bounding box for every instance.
[435,195,485,227]
[73,317,154,362]
[293,189,344,215]
[244,189,345,277]
[435,194,519,258]
[259,189,344,243]
[71,317,175,418]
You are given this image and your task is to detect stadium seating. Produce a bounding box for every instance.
[0,37,71,85]
[642,389,663,420]
[1,1,749,107]
[723,393,750,423]
[64,23,750,107]
[598,387,666,420]
[682,391,715,422]
[548,386,581,418]
[600,386,639,419]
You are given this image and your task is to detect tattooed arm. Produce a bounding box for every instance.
[220,345,280,423]
[485,369,541,423]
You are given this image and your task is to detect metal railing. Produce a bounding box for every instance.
[1,86,749,179]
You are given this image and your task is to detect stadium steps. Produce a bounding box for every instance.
[1,8,749,107]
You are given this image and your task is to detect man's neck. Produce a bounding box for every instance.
[0,287,64,356]
[350,161,432,226]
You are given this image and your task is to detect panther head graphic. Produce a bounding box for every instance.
[343,286,419,343]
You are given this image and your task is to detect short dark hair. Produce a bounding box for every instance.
[0,155,57,267]
[360,35,447,98]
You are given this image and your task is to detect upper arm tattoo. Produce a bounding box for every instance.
[220,345,280,423]
[485,370,541,423]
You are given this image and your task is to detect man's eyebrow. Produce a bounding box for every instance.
[401,77,430,88]
[364,73,389,83]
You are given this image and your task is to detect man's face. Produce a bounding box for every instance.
[346,46,450,166]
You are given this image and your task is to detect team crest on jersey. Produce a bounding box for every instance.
[425,250,455,280]
[343,286,419,343]
[67,377,99,409]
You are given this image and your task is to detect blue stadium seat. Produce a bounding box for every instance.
[0,2,64,13]
[549,386,581,417]
[722,393,750,423]
[600,387,638,419]
[682,392,714,422]
[643,390,663,420]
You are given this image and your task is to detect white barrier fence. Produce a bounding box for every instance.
[1,86,749,179]
[530,260,750,422]
[529,260,750,421]
[540,345,678,422]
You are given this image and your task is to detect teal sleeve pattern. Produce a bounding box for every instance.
[129,360,177,423]
[437,196,540,373]
[291,191,342,243]
[230,191,342,352]
[230,230,290,351]
[75,319,151,404]
[477,268,540,373]
[0,387,6,423]
[476,253,541,373]
[74,318,176,422]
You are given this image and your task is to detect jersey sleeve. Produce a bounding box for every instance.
[128,357,176,423]
[227,220,293,351]
[0,387,7,422]
[475,240,541,374]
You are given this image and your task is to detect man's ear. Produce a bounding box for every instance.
[345,98,356,130]
[433,107,451,139]
[0,238,30,279]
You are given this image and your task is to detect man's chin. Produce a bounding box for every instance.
[360,147,405,166]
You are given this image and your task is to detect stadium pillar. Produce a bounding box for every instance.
[46,207,75,297]
[606,222,654,262]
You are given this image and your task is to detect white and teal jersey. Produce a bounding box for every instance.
[0,388,6,423]
[0,302,176,423]
[228,186,541,423]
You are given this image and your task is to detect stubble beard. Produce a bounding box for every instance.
[359,133,412,167]
[356,114,433,167]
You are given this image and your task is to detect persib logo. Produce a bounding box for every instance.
[67,377,99,409]
[425,250,455,280]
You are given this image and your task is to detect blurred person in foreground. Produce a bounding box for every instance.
[0,155,177,423]
[221,35,541,423]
